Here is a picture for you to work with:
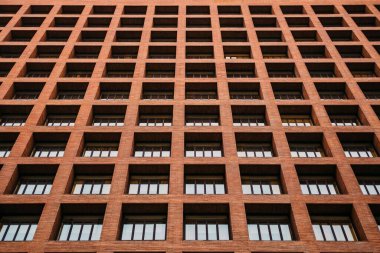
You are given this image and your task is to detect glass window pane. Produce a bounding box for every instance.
[0,224,8,241]
[322,224,335,241]
[92,184,101,194]
[270,224,281,241]
[69,224,81,241]
[82,184,92,194]
[215,184,225,194]
[59,224,71,241]
[91,224,102,240]
[80,224,92,241]
[149,183,158,194]
[155,224,166,240]
[218,224,229,240]
[159,184,168,194]
[139,183,148,194]
[129,184,139,194]
[332,225,346,241]
[205,184,214,194]
[208,224,217,240]
[242,184,251,194]
[196,183,204,194]
[313,224,324,241]
[122,224,133,240]
[248,224,259,240]
[102,184,111,194]
[144,224,154,240]
[319,184,329,194]
[197,224,207,240]
[343,224,355,241]
[186,184,195,194]
[272,184,281,194]
[34,184,45,194]
[133,224,144,240]
[4,225,18,241]
[259,224,270,240]
[26,224,37,241]
[14,224,29,241]
[185,224,196,240]
[280,224,292,241]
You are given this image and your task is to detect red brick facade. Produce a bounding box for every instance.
[1,0,380,253]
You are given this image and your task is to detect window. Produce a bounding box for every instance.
[242,176,281,195]
[128,175,168,194]
[121,216,166,240]
[185,176,225,194]
[0,144,12,157]
[330,116,361,126]
[56,92,84,100]
[186,91,217,100]
[233,115,266,127]
[13,92,39,100]
[184,216,230,240]
[32,144,65,157]
[237,144,274,158]
[82,144,118,157]
[93,116,124,126]
[359,177,380,195]
[15,176,53,195]
[319,91,347,100]
[142,92,173,100]
[185,143,223,157]
[230,91,260,100]
[100,91,128,100]
[282,115,313,127]
[134,144,171,157]
[312,217,357,241]
[46,115,75,126]
[58,216,103,241]
[290,144,325,158]
[343,143,377,158]
[139,116,172,127]
[72,176,111,195]
[0,217,38,241]
[300,177,339,195]
[247,216,293,241]
[275,91,303,100]
[186,116,219,126]
[0,116,26,126]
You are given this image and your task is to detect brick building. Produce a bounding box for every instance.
[0,0,380,253]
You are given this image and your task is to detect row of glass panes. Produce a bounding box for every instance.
[8,89,380,101]
[0,143,378,158]
[0,215,360,242]
[0,115,365,127]
[12,174,380,196]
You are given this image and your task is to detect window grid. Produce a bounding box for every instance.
[45,115,76,126]
[233,115,266,126]
[185,143,223,157]
[0,116,26,126]
[138,115,172,127]
[93,115,124,126]
[185,176,225,194]
[237,144,274,158]
[247,217,293,241]
[330,116,361,126]
[343,143,377,158]
[184,216,230,240]
[300,177,339,195]
[15,176,53,195]
[72,176,111,194]
[282,115,313,127]
[121,216,166,241]
[82,144,118,157]
[242,176,281,195]
[58,217,103,241]
[359,177,380,195]
[128,175,169,194]
[134,143,171,157]
[185,116,219,126]
[0,217,38,242]
[312,217,357,242]
[290,144,325,158]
